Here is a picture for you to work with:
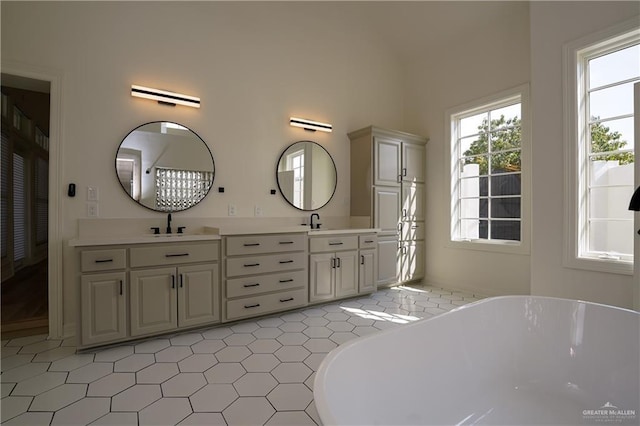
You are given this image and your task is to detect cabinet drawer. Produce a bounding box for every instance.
[226,234,306,256]
[226,270,307,298]
[358,235,378,249]
[130,242,219,268]
[226,252,306,277]
[309,235,358,253]
[225,288,307,321]
[401,222,424,241]
[81,249,127,272]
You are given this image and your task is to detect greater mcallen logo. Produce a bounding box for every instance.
[583,402,637,423]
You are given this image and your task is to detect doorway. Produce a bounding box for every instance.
[1,74,51,338]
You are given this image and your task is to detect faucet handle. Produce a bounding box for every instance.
[150,227,160,235]
[177,226,186,234]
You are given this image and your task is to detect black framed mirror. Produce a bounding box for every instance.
[115,121,215,212]
[276,140,337,211]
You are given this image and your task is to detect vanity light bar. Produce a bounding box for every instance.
[131,85,201,108]
[289,117,332,133]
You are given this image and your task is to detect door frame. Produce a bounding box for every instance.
[634,82,639,312]
[2,61,64,338]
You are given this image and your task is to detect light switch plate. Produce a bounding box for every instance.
[87,203,99,217]
[87,186,99,201]
[228,204,237,216]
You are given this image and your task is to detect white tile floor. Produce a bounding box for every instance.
[1,285,483,425]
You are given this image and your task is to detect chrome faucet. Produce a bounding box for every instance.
[166,213,172,234]
[310,213,320,230]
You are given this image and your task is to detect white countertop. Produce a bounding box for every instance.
[68,233,222,247]
[69,227,381,247]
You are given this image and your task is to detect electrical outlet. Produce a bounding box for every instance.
[87,203,99,217]
[87,186,99,201]
[254,205,263,217]
[228,204,237,216]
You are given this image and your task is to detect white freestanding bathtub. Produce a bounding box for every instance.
[314,296,639,425]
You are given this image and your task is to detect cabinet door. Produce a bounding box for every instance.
[402,143,425,183]
[374,187,401,234]
[178,263,220,328]
[401,183,425,221]
[309,253,335,302]
[358,249,377,294]
[335,250,358,298]
[374,137,401,186]
[377,235,399,286]
[130,267,177,336]
[81,272,127,346]
[400,241,425,283]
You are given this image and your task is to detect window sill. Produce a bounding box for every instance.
[563,255,632,276]
[447,239,530,256]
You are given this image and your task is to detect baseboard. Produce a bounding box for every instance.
[62,323,76,339]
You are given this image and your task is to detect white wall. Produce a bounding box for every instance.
[530,1,639,309]
[403,3,532,296]
[1,2,407,328]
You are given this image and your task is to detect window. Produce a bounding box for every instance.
[565,21,639,273]
[448,85,530,253]
[155,167,213,211]
[287,150,305,208]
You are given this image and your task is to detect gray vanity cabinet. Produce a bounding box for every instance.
[222,233,308,322]
[358,235,378,294]
[80,248,128,346]
[349,126,427,287]
[81,271,127,346]
[309,235,369,303]
[129,242,220,337]
[77,241,220,349]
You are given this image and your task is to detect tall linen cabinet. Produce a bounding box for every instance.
[348,126,427,286]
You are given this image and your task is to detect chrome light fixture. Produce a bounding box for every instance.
[289,117,332,133]
[131,85,200,108]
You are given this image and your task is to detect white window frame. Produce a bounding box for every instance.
[446,84,531,255]
[563,18,639,275]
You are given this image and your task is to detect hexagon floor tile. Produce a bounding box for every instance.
[1,284,477,425]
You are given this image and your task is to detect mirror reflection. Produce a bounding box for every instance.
[277,141,337,211]
[115,121,214,212]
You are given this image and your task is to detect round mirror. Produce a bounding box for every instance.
[115,121,215,212]
[276,141,337,211]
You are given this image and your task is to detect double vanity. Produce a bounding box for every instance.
[72,123,426,349]
[71,226,378,349]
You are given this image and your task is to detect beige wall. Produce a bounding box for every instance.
[2,2,407,329]
[529,1,639,309]
[403,3,532,296]
[3,2,638,333]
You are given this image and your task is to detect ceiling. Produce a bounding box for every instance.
[356,1,529,63]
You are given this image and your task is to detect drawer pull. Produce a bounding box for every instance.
[279,297,294,303]
[95,258,113,263]
[166,253,189,258]
[329,242,343,246]
[243,243,261,247]
[279,279,294,283]
[243,283,260,288]
[244,263,260,267]
[364,240,374,243]
[279,260,294,264]
[279,241,294,245]
[244,303,261,309]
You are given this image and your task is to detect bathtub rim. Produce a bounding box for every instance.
[313,294,639,426]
